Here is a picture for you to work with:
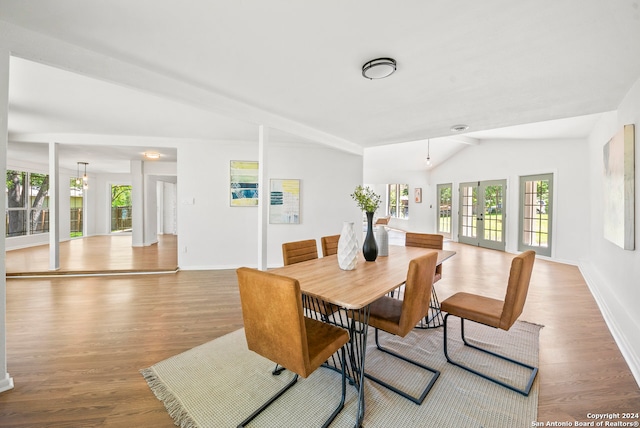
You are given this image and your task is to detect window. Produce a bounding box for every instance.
[6,170,49,237]
[437,183,452,236]
[387,184,409,219]
[111,185,132,232]
[70,176,84,237]
[519,173,553,257]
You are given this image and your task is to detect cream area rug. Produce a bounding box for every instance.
[141,320,542,428]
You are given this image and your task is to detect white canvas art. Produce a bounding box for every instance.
[603,124,635,250]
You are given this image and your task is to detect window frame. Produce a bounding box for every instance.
[387,183,409,219]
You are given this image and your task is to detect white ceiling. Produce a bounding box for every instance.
[2,0,640,173]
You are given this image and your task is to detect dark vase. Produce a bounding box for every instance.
[362,211,378,262]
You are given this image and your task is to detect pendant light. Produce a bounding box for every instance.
[77,162,89,189]
[426,140,432,167]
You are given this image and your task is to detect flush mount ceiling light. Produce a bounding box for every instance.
[144,152,160,160]
[450,124,470,132]
[362,57,397,80]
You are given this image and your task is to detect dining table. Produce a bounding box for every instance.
[269,244,456,427]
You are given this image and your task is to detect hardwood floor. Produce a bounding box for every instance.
[5,234,178,276]
[1,242,639,427]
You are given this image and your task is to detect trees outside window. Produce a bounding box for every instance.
[70,176,84,237]
[111,185,132,232]
[387,184,409,219]
[437,183,452,236]
[6,170,49,237]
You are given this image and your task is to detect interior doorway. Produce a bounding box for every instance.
[458,180,506,251]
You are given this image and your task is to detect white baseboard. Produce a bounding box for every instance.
[579,262,640,388]
[0,373,14,394]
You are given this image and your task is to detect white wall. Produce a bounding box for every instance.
[365,138,591,263]
[177,140,363,270]
[582,77,640,384]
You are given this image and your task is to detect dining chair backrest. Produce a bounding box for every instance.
[282,239,318,266]
[405,232,443,250]
[499,250,536,330]
[398,252,438,336]
[321,235,340,257]
[237,267,311,376]
[405,232,444,282]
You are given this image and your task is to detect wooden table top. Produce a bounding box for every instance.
[270,245,456,310]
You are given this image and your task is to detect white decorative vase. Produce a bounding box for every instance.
[376,226,389,256]
[337,222,358,270]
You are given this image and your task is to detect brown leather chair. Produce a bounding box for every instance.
[236,267,349,427]
[282,239,318,265]
[283,239,336,317]
[405,232,445,328]
[355,252,440,404]
[320,235,340,257]
[405,232,444,282]
[440,250,537,396]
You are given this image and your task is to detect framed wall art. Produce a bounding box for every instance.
[230,160,259,206]
[414,187,422,203]
[269,179,300,224]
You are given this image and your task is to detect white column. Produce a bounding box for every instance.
[0,48,15,393]
[131,160,144,247]
[48,143,60,270]
[257,125,269,270]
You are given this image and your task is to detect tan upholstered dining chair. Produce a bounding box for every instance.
[405,232,444,282]
[282,239,337,317]
[282,239,319,265]
[320,235,340,257]
[405,232,445,328]
[440,250,537,396]
[353,252,440,404]
[236,267,349,427]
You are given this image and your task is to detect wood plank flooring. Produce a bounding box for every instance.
[6,234,178,276]
[1,242,639,427]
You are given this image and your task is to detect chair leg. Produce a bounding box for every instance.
[237,373,299,427]
[272,363,285,375]
[321,347,348,428]
[364,328,440,404]
[443,313,539,396]
[239,348,348,428]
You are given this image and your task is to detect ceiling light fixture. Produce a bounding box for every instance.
[77,162,89,189]
[450,124,469,132]
[144,152,160,160]
[426,139,432,167]
[362,57,397,80]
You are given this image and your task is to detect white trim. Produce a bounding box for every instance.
[579,262,640,388]
[0,374,14,394]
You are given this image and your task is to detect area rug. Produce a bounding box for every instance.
[141,320,542,428]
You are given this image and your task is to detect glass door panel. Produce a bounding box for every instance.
[481,180,506,251]
[437,183,452,237]
[458,180,506,251]
[458,182,477,245]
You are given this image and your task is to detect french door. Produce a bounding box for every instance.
[458,180,506,251]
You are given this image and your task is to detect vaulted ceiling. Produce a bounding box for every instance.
[2,1,640,172]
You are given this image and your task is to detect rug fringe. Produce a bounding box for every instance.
[140,367,200,428]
